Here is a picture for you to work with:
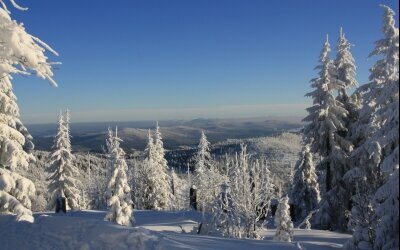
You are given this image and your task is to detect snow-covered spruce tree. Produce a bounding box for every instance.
[274,195,294,242]
[0,3,58,222]
[304,35,352,231]
[345,5,399,249]
[142,123,172,210]
[290,145,320,222]
[105,128,134,226]
[194,131,220,213]
[371,5,399,250]
[47,111,81,211]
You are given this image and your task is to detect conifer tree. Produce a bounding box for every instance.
[274,195,294,242]
[47,111,81,211]
[335,27,358,120]
[144,122,172,210]
[290,145,320,221]
[0,2,58,222]
[105,127,134,226]
[304,35,352,231]
[346,5,399,249]
[194,131,218,213]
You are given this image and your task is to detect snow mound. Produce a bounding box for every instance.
[0,210,351,250]
[0,211,160,250]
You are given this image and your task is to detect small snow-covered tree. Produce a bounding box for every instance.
[290,145,320,222]
[210,181,237,237]
[274,195,294,242]
[194,131,220,214]
[47,111,81,210]
[142,123,173,210]
[0,2,58,222]
[229,145,273,239]
[105,127,134,226]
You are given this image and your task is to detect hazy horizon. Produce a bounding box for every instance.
[24,112,306,126]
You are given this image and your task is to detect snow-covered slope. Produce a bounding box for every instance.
[0,210,350,250]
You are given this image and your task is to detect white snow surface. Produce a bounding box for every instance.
[0,210,351,250]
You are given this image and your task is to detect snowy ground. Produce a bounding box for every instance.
[0,210,351,250]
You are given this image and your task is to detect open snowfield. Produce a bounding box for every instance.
[0,210,351,250]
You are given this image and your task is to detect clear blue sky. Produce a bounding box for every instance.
[10,0,399,123]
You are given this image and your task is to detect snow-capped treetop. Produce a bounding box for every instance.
[370,5,399,82]
[145,129,154,161]
[305,35,335,107]
[195,131,213,175]
[52,112,67,150]
[335,27,358,96]
[105,128,114,155]
[153,121,168,169]
[359,5,399,118]
[64,109,72,151]
[357,4,399,174]
[303,36,349,155]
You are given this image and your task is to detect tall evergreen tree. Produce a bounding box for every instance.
[105,127,134,226]
[0,2,58,222]
[47,111,81,211]
[370,5,399,250]
[346,5,399,249]
[304,35,352,230]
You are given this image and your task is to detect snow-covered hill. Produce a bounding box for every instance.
[0,210,350,250]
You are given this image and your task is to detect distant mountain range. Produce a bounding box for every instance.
[27,117,304,152]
